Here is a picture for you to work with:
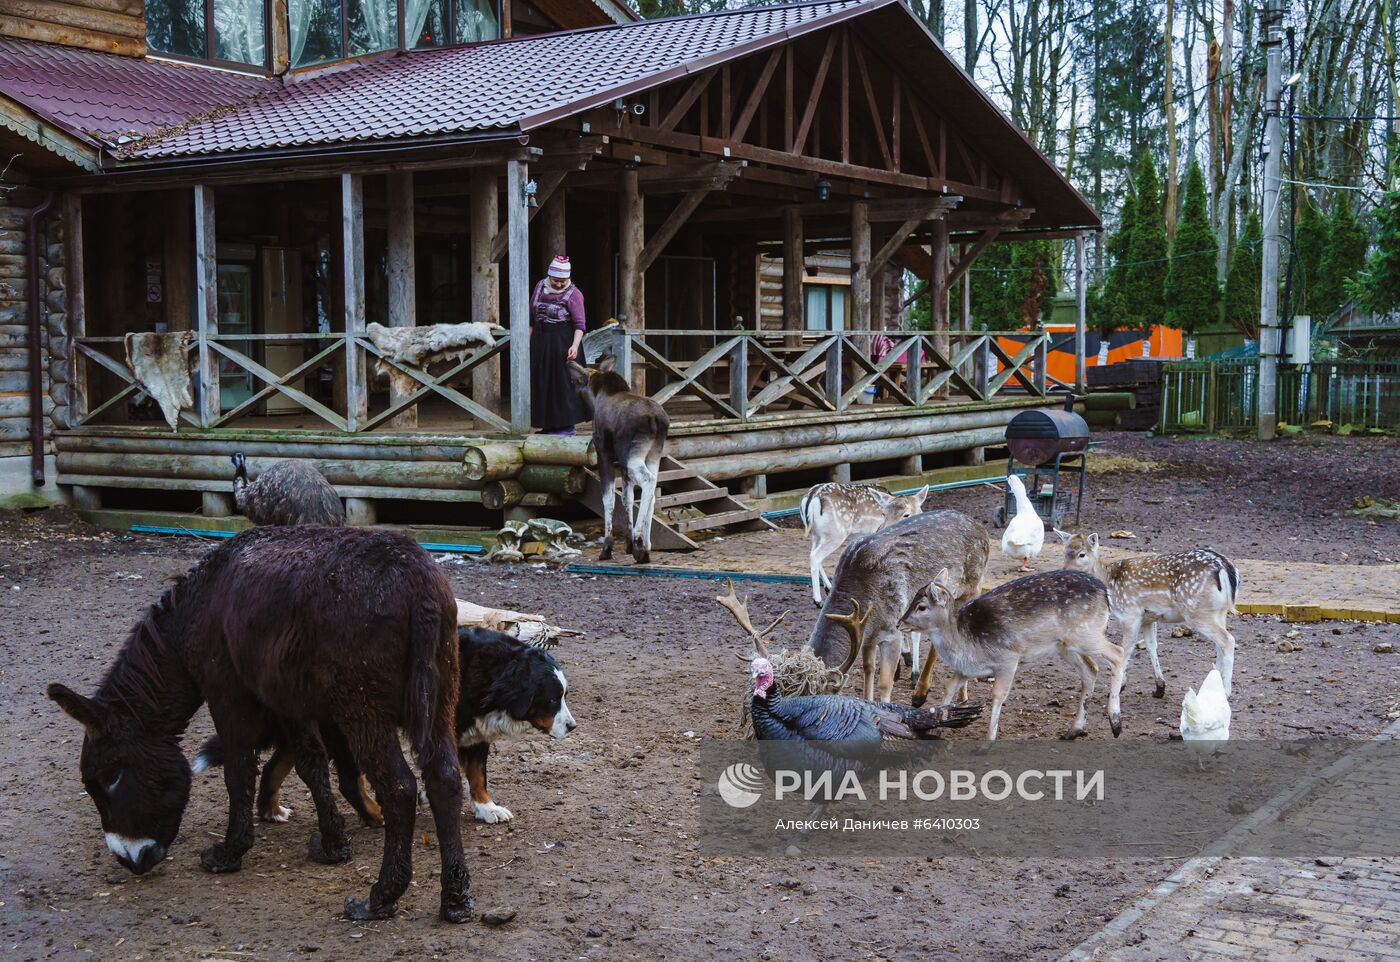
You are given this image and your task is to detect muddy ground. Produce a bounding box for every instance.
[928,432,1399,567]
[2,434,1399,962]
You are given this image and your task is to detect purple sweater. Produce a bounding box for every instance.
[531,280,586,332]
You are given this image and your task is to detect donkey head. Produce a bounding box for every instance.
[47,683,191,875]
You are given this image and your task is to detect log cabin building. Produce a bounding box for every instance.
[0,0,1099,544]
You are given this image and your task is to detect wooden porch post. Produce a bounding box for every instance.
[1075,231,1088,392]
[163,189,192,333]
[618,167,644,328]
[470,168,502,418]
[62,193,87,427]
[929,218,949,399]
[850,199,870,334]
[506,159,531,434]
[782,206,803,343]
[341,173,367,431]
[386,171,417,429]
[541,187,566,262]
[194,184,219,428]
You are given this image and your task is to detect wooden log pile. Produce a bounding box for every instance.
[463,436,594,509]
[0,0,146,57]
[1086,360,1165,431]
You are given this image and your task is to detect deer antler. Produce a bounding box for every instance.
[717,579,787,659]
[825,600,872,678]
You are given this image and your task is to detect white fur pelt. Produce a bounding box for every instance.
[124,331,194,430]
[366,322,497,395]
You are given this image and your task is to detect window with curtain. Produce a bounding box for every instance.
[148,0,265,66]
[805,284,847,331]
[290,0,495,65]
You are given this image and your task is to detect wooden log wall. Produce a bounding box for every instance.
[756,251,848,329]
[0,0,146,57]
[0,186,68,461]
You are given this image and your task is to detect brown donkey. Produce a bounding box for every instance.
[47,526,472,923]
[569,353,669,564]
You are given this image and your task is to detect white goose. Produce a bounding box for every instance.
[1000,474,1044,572]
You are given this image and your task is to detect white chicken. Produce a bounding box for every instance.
[1000,474,1045,572]
[1180,668,1232,741]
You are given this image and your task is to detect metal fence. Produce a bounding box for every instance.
[1161,359,1400,433]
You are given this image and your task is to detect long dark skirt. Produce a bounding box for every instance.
[530,322,587,432]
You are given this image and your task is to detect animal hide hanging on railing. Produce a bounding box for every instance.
[365,321,499,396]
[123,331,195,430]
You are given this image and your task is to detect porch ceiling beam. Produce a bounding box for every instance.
[731,48,784,143]
[945,208,1037,230]
[945,227,1002,287]
[638,187,715,272]
[67,144,540,194]
[791,30,838,155]
[909,101,939,178]
[868,215,925,275]
[851,40,892,169]
[659,67,718,132]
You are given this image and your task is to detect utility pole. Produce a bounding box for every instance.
[1257,0,1284,440]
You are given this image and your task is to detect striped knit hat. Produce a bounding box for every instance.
[547,255,572,279]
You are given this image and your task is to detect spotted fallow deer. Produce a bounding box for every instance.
[1060,533,1240,698]
[800,483,930,607]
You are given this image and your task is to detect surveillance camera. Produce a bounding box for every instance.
[632,102,646,116]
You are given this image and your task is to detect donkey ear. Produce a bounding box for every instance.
[48,683,105,737]
[596,353,617,373]
[1086,533,1100,549]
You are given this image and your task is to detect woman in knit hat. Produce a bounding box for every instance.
[530,255,588,434]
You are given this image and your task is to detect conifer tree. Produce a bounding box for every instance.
[1222,210,1262,338]
[1350,170,1400,312]
[1315,200,1369,318]
[1293,197,1327,316]
[1163,160,1219,333]
[1124,152,1167,328]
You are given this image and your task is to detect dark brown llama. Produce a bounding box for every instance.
[47,526,472,923]
[568,354,669,564]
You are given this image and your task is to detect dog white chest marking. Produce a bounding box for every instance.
[105,833,156,863]
[458,710,532,748]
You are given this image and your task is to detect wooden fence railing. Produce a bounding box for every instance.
[585,326,1052,422]
[72,330,514,433]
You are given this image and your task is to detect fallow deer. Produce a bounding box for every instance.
[1060,533,1239,697]
[800,482,930,606]
[568,354,669,565]
[899,568,1126,741]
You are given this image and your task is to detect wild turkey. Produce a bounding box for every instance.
[748,656,981,743]
[230,453,345,526]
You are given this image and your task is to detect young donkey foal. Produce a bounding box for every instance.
[1061,533,1239,697]
[47,526,473,923]
[800,482,930,606]
[899,569,1126,741]
[569,354,669,564]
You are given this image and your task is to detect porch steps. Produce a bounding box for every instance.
[580,454,774,551]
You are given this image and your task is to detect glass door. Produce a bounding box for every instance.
[216,263,255,412]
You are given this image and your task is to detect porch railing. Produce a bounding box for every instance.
[586,327,1052,422]
[72,330,514,433]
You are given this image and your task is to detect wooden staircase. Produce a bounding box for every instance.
[580,455,775,552]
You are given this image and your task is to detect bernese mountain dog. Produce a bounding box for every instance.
[193,626,575,825]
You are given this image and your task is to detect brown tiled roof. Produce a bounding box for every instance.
[127,0,872,159]
[0,37,269,147]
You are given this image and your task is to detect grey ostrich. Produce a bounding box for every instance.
[230,453,346,526]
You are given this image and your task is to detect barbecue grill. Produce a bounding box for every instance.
[994,406,1089,529]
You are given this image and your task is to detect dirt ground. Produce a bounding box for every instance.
[2,433,1399,962]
